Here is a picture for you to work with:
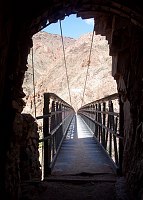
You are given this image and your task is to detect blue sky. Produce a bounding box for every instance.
[42,14,94,39]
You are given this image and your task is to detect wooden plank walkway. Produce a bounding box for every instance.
[51,114,116,176]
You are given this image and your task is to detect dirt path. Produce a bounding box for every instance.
[20,176,129,200]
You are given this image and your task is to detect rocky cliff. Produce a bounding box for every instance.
[22,31,117,116]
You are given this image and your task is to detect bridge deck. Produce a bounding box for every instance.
[51,114,116,176]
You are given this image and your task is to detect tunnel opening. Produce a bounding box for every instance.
[1,1,143,199]
[21,14,118,180]
[22,14,117,114]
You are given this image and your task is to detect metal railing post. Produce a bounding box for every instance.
[102,102,106,148]
[118,95,124,175]
[43,93,51,177]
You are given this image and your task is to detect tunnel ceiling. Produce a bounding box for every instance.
[10,0,143,36]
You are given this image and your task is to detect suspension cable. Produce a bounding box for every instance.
[59,20,72,106]
[81,21,95,107]
[32,46,37,118]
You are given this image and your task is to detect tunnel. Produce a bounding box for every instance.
[0,1,143,199]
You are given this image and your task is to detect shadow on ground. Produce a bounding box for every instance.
[20,176,129,200]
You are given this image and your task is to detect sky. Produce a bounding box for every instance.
[42,14,94,39]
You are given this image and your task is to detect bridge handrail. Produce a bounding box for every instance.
[77,93,123,174]
[36,109,71,120]
[46,92,73,109]
[37,93,75,178]
[79,93,119,109]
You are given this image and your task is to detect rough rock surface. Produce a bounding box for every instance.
[22,31,117,117]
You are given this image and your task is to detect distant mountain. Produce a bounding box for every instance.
[22,31,117,117]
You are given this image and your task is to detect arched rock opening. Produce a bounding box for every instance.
[0,1,143,199]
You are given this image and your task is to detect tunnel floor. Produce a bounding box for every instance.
[20,175,129,200]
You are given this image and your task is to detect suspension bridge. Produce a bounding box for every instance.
[32,20,124,185]
[36,92,123,182]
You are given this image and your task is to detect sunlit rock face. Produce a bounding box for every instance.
[22,31,117,116]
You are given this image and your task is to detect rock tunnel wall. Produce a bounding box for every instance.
[5,113,41,199]
[19,114,41,181]
[0,14,41,199]
[112,17,143,200]
[0,11,143,200]
[95,14,143,199]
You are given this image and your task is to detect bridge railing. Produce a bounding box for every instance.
[36,93,75,178]
[77,93,124,174]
